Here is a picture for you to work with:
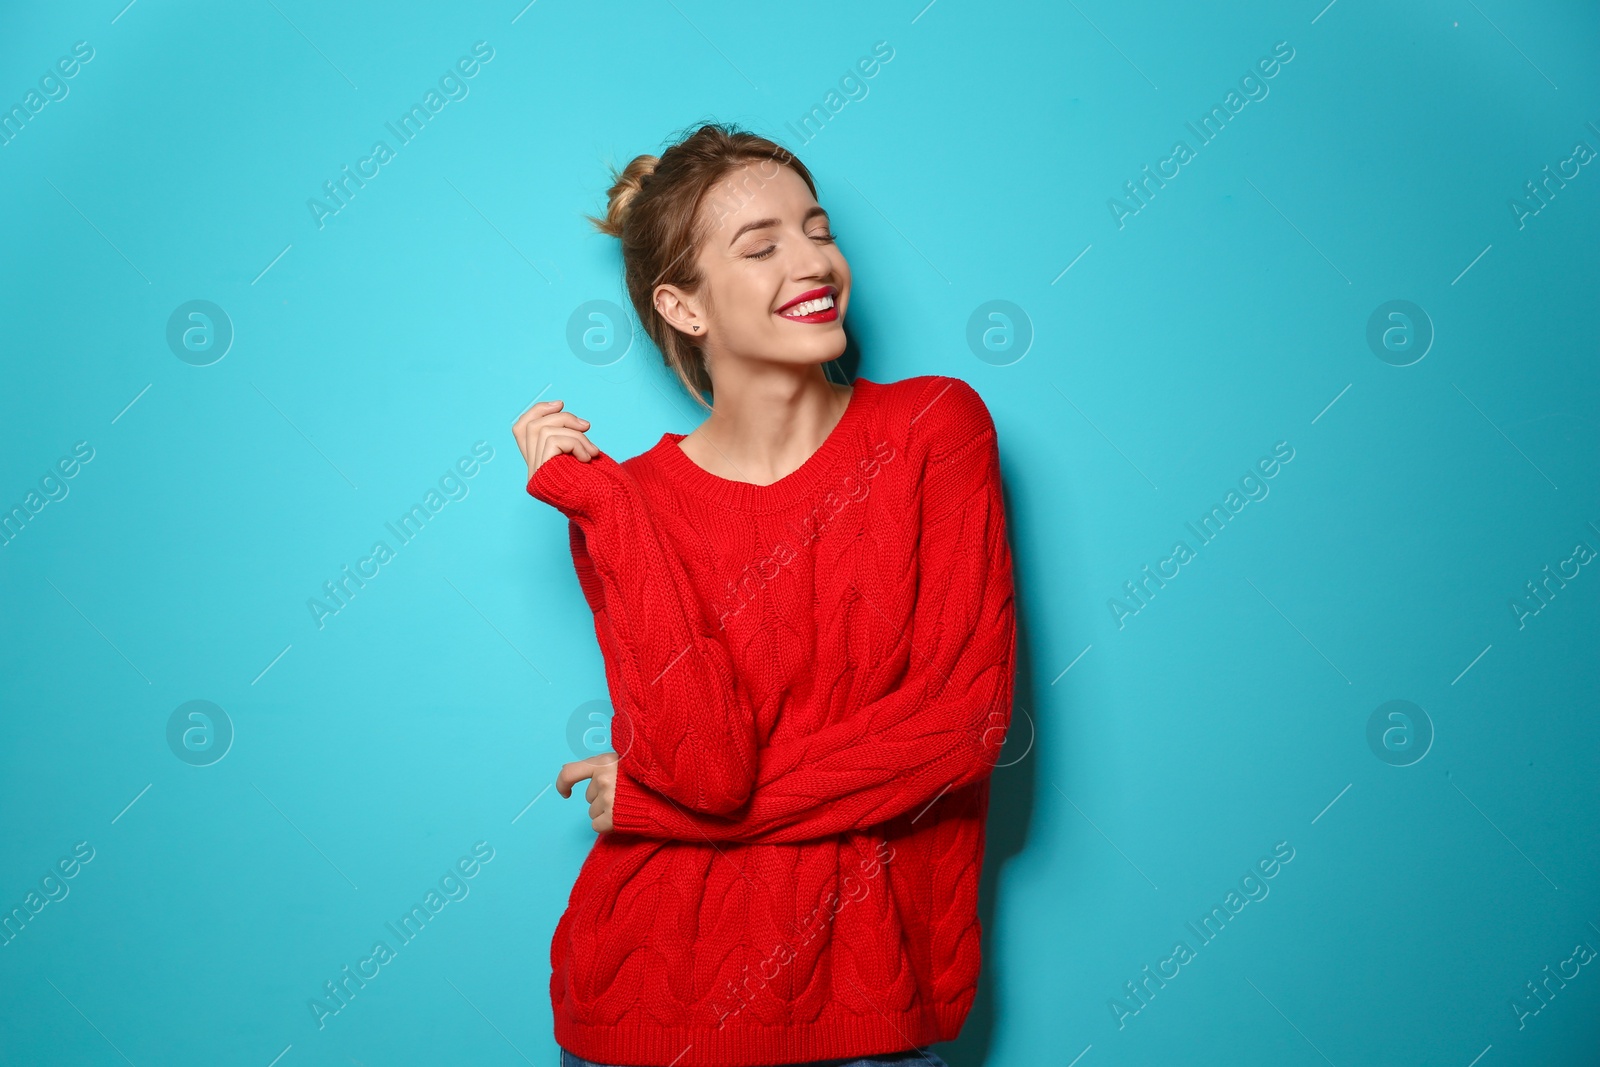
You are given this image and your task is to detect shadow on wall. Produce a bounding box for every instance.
[949,475,1042,1067]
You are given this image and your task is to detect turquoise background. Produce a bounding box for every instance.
[3,1,1598,1064]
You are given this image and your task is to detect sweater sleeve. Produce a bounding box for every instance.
[608,378,1016,845]
[529,451,758,816]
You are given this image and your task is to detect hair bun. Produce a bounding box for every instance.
[589,153,660,238]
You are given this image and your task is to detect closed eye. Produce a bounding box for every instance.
[746,232,837,260]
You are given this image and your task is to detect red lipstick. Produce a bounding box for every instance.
[775,286,839,322]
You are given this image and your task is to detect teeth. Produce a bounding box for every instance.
[780,294,835,317]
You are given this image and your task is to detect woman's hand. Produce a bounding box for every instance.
[512,399,600,484]
[556,753,620,834]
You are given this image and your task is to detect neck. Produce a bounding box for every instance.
[688,364,850,485]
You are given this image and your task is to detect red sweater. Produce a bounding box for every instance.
[526,374,1017,1067]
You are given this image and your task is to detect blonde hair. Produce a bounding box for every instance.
[586,121,821,409]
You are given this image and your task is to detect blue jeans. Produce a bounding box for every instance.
[559,1046,951,1067]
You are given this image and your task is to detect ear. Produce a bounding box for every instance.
[654,283,704,338]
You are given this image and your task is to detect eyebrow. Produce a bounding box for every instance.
[726,206,829,247]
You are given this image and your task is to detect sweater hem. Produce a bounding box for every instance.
[553,1000,968,1067]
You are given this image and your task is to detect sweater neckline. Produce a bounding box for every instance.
[647,377,878,511]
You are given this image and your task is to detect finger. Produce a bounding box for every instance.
[537,434,574,467]
[516,416,553,465]
[531,422,595,463]
[513,398,563,429]
[537,426,593,451]
[534,412,593,437]
[538,432,599,466]
[540,435,579,467]
[555,761,595,798]
[541,421,598,453]
[519,418,590,466]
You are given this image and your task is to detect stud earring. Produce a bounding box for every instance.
[693,325,700,331]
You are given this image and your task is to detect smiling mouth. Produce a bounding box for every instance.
[776,292,838,322]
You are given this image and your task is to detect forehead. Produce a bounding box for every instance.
[699,162,818,235]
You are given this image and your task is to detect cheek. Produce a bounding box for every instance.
[727,275,781,329]
[708,289,769,343]
[828,252,852,302]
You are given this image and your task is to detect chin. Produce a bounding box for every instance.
[788,335,847,367]
[734,326,848,368]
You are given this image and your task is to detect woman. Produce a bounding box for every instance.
[511,122,1016,1067]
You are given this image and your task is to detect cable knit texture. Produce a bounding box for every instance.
[527,374,1016,1067]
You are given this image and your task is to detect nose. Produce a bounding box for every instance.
[790,229,838,281]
